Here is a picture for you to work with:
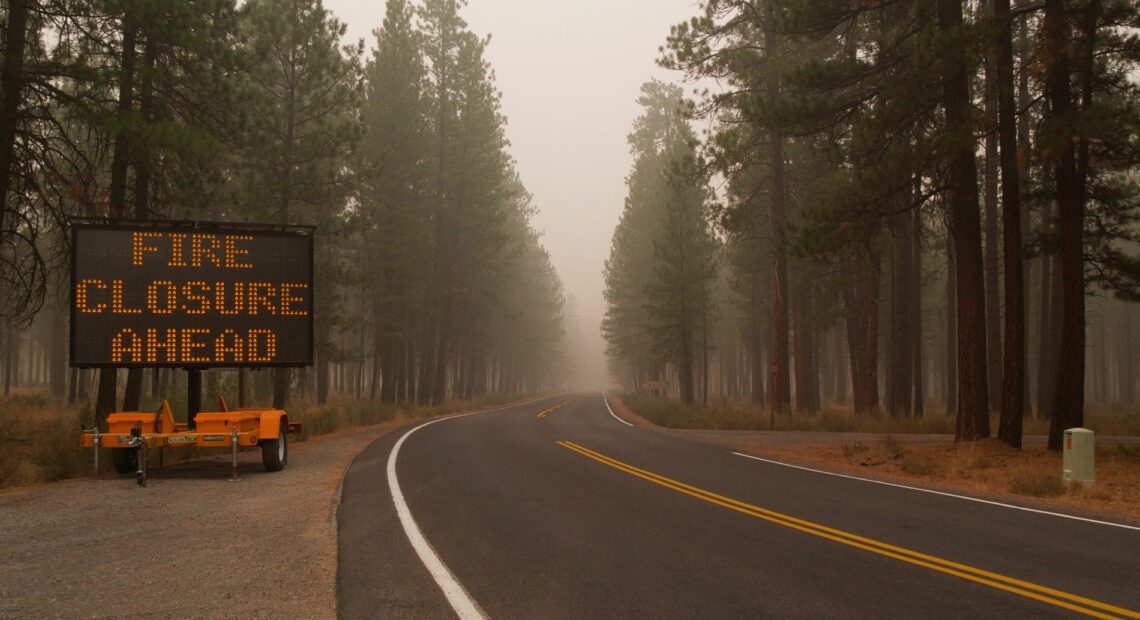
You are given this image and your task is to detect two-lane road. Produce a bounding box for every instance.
[338,395,1140,618]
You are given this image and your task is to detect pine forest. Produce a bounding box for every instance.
[604,0,1140,448]
[1,0,1139,455]
[0,0,567,425]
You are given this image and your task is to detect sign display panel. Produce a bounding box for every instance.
[70,220,314,368]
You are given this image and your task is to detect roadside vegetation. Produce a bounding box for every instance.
[619,392,1140,437]
[617,393,1140,521]
[0,389,534,490]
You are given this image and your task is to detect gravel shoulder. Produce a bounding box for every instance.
[0,419,411,619]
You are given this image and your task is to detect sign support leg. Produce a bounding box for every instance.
[187,369,202,430]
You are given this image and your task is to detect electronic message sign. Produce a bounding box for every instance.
[70,220,314,368]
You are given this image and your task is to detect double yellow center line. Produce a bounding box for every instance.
[537,396,578,418]
[557,440,1139,620]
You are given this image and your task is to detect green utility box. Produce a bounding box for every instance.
[1062,427,1095,485]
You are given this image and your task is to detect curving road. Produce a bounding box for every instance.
[337,394,1140,619]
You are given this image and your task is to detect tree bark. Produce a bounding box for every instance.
[793,275,819,413]
[2,323,12,397]
[769,137,790,413]
[272,368,291,409]
[1017,0,1034,417]
[911,205,925,417]
[842,246,879,415]
[1044,0,1084,450]
[859,246,880,413]
[97,7,140,426]
[1119,302,1134,404]
[95,369,117,427]
[750,271,766,404]
[888,211,912,418]
[940,0,990,441]
[50,308,66,397]
[983,7,1003,413]
[945,237,957,413]
[996,0,1025,447]
[431,312,450,405]
[0,0,29,242]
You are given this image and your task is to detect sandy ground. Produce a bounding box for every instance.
[0,419,409,620]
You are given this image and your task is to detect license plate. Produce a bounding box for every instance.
[203,435,226,442]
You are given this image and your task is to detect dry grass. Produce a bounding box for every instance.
[738,438,1140,523]
[621,393,1140,437]
[616,393,1140,523]
[0,393,91,488]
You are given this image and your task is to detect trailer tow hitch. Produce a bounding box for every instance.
[131,422,148,487]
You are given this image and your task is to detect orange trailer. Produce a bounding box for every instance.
[80,397,302,478]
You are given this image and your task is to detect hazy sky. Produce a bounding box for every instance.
[323,0,704,385]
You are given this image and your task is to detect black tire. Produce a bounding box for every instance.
[261,423,287,472]
[111,448,138,475]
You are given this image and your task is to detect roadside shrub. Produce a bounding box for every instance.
[900,455,937,476]
[841,442,869,459]
[618,394,960,434]
[1008,470,1065,497]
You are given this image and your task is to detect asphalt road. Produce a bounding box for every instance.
[337,394,1140,619]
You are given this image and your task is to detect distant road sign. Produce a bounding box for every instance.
[70,219,314,368]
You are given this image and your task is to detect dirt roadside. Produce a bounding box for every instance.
[0,418,412,620]
[610,397,1140,526]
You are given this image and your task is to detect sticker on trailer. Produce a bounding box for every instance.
[165,436,198,444]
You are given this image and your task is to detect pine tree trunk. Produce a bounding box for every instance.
[68,367,79,403]
[120,30,151,430]
[750,271,765,404]
[2,324,12,397]
[1119,303,1134,404]
[941,0,989,441]
[417,318,438,405]
[834,330,847,405]
[769,133,790,413]
[793,277,819,413]
[888,213,912,418]
[911,206,925,417]
[945,238,958,413]
[859,246,880,413]
[842,247,878,415]
[123,370,143,411]
[96,9,139,426]
[1017,0,1034,417]
[50,308,66,397]
[272,368,291,409]
[1045,0,1084,450]
[95,369,117,426]
[314,317,328,404]
[432,315,449,405]
[996,0,1025,447]
[0,0,29,243]
[983,20,1003,413]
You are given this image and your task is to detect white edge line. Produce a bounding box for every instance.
[732,451,1140,532]
[602,392,634,427]
[387,398,543,620]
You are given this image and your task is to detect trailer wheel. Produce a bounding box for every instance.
[261,423,287,472]
[111,448,138,475]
